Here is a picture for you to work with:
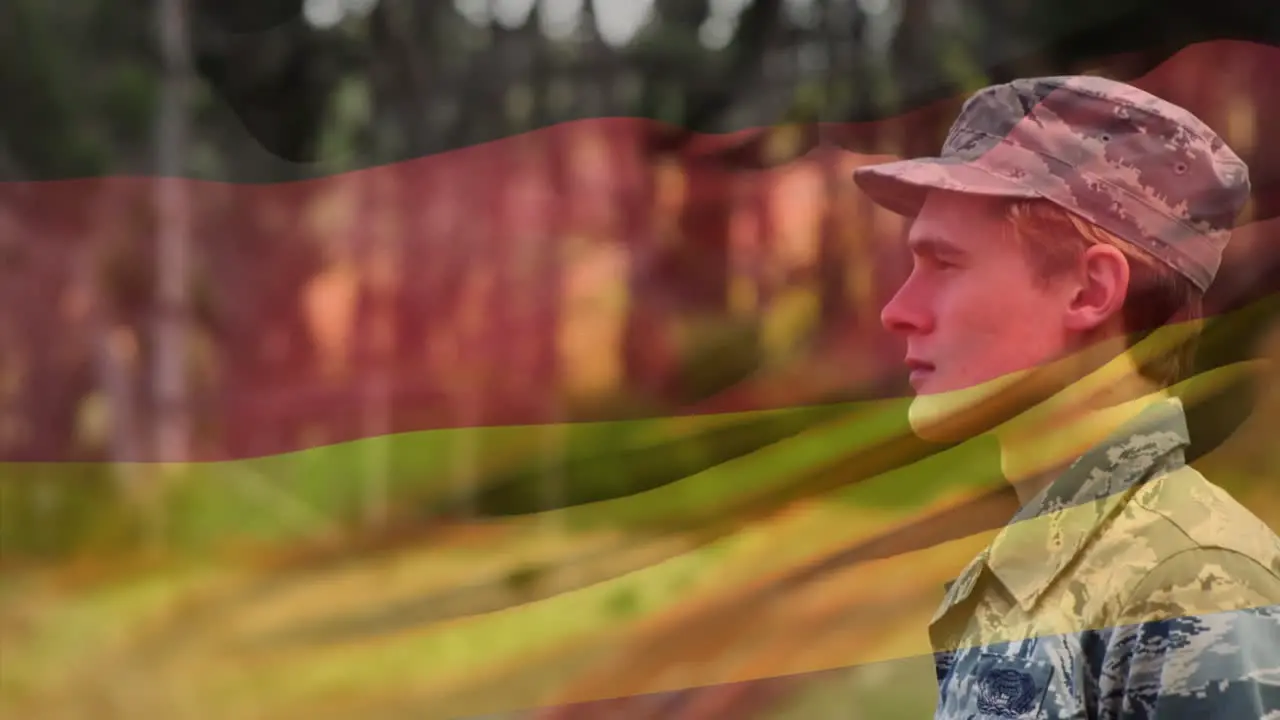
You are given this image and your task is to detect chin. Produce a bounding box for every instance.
[910,374,956,396]
[906,369,1036,443]
[907,394,973,443]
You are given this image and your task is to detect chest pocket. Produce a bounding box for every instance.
[938,651,1056,719]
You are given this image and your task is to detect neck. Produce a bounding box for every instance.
[992,341,1167,507]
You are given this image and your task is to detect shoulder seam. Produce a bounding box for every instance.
[1134,470,1280,560]
[1118,545,1280,614]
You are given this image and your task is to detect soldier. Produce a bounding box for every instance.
[854,77,1280,717]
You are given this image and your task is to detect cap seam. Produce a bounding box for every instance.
[1031,79,1219,149]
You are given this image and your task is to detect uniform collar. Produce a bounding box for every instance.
[984,395,1191,611]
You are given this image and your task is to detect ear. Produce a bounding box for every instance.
[1063,244,1129,333]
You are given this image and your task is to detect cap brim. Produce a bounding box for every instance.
[852,157,1040,218]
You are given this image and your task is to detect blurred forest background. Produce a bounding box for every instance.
[2,1,1280,718]
[4,0,1280,553]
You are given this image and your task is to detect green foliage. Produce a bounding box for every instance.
[760,289,821,366]
[938,39,991,95]
[0,398,863,560]
[317,76,373,174]
[767,656,940,719]
[0,464,137,560]
[605,585,642,618]
[100,62,159,145]
[461,402,849,517]
[503,563,548,596]
[671,316,763,403]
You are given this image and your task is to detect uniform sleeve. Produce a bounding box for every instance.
[1094,548,1280,719]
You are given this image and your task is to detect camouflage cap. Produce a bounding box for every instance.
[852,76,1252,292]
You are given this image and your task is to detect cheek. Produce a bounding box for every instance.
[939,277,1063,374]
[936,276,1017,337]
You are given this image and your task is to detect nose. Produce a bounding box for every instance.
[880,272,932,336]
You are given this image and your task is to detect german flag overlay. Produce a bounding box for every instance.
[1,2,1278,718]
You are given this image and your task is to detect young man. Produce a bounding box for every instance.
[854,77,1280,717]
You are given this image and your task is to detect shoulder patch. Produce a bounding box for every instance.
[973,653,1055,718]
[978,668,1040,716]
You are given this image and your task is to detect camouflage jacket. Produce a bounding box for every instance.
[931,396,1280,718]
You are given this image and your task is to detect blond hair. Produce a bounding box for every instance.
[1003,200,1204,388]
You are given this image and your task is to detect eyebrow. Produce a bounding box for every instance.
[907,235,968,260]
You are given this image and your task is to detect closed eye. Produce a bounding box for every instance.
[918,254,960,272]
[909,236,967,270]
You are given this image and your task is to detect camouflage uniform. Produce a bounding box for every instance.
[930,396,1280,718]
[854,77,1280,717]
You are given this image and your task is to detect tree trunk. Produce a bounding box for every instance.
[152,0,192,465]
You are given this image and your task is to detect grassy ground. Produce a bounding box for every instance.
[7,451,1272,720]
[0,415,994,720]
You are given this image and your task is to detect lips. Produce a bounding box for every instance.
[904,358,935,372]
[905,358,935,389]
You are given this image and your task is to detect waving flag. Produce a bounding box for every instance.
[1,2,1279,717]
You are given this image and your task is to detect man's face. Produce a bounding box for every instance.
[881,191,1075,398]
